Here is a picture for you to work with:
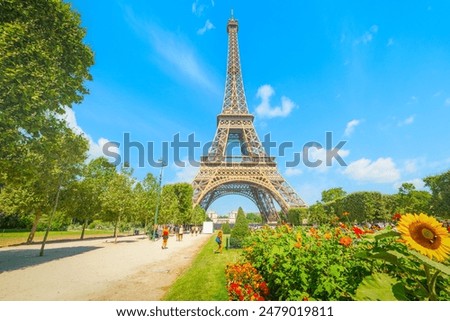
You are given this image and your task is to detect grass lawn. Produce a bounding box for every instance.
[0,229,131,248]
[163,234,243,301]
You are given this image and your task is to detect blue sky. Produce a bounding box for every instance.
[66,0,450,215]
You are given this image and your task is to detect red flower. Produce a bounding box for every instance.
[339,236,352,247]
[225,262,269,301]
[392,213,402,221]
[352,226,364,238]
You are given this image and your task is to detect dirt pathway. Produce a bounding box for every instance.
[0,233,210,301]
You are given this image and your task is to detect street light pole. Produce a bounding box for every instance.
[152,160,166,241]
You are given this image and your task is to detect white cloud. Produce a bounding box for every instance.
[343,157,400,183]
[344,119,361,136]
[192,0,214,16]
[354,25,378,44]
[445,98,450,106]
[172,160,199,183]
[149,28,215,91]
[285,167,303,176]
[398,115,415,126]
[192,1,205,16]
[403,159,418,174]
[124,8,218,94]
[304,146,350,172]
[255,84,296,118]
[197,19,215,35]
[387,38,394,46]
[62,107,119,161]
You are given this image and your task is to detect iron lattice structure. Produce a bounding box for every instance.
[192,16,306,222]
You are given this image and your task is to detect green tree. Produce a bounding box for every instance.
[100,167,134,243]
[246,212,262,224]
[61,157,116,239]
[321,187,347,203]
[230,207,250,248]
[0,123,88,243]
[0,0,93,181]
[424,170,450,219]
[339,191,389,223]
[307,202,328,225]
[191,205,206,226]
[172,183,194,224]
[396,182,431,214]
[286,208,302,226]
[159,184,179,225]
[132,173,158,230]
[221,222,232,234]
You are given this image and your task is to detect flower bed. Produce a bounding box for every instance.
[225,213,450,301]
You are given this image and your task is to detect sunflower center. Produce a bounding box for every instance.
[410,222,441,250]
[421,228,435,240]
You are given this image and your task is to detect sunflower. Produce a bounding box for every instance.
[397,213,450,262]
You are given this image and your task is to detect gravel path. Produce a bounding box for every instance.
[0,233,210,300]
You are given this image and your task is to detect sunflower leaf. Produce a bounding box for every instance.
[408,250,450,275]
[373,229,401,240]
[353,273,406,301]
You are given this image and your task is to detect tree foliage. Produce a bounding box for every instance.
[321,187,347,203]
[395,182,431,214]
[100,167,135,242]
[287,207,307,226]
[0,0,93,180]
[192,205,206,225]
[246,212,262,223]
[132,173,158,229]
[424,170,450,219]
[60,157,116,239]
[230,207,250,248]
[159,184,179,225]
[0,123,88,242]
[172,183,194,224]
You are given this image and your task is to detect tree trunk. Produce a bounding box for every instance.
[27,210,42,244]
[114,215,120,243]
[80,218,88,240]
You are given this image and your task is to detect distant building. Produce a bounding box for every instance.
[207,210,218,222]
[228,210,237,224]
[207,209,237,224]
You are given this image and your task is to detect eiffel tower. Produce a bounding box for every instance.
[192,15,306,222]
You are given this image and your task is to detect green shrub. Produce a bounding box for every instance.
[221,222,231,234]
[242,225,373,300]
[230,207,250,248]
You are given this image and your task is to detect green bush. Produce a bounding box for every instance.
[221,222,231,234]
[230,207,250,248]
[242,225,373,300]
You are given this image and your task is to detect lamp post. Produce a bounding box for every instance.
[152,159,166,241]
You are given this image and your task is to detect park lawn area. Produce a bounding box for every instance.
[163,234,242,301]
[0,229,130,248]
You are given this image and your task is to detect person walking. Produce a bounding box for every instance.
[161,225,169,249]
[179,225,184,241]
[214,230,223,254]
